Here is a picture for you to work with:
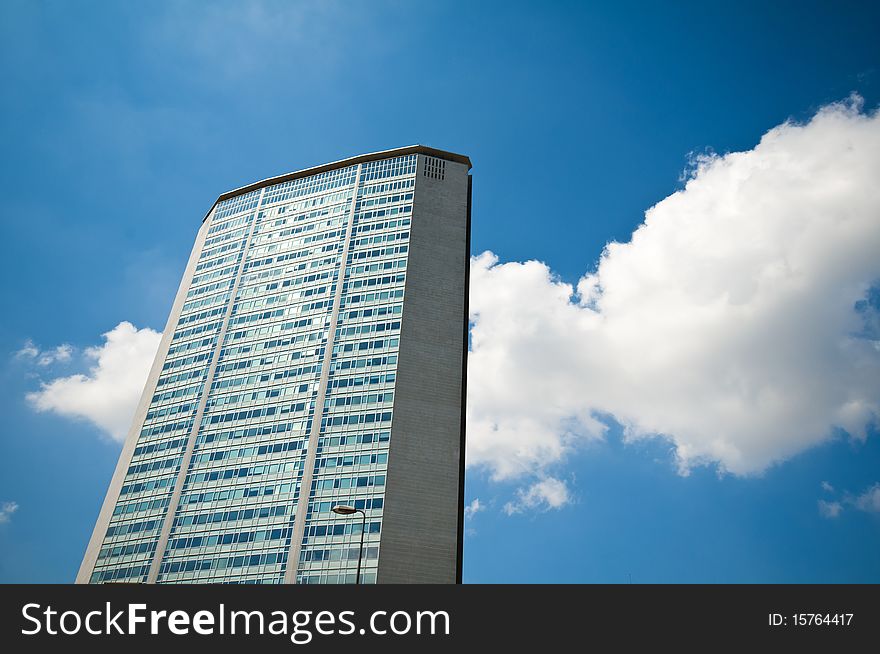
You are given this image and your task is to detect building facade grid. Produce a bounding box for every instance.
[80,147,468,585]
[78,148,469,584]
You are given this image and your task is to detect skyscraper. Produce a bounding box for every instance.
[77,146,471,585]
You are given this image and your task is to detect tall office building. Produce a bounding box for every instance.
[77,146,471,585]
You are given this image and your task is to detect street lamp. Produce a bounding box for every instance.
[331,504,367,584]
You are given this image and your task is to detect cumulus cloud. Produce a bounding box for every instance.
[0,501,19,524]
[503,477,571,515]
[15,340,73,366]
[26,322,162,441]
[468,97,880,492]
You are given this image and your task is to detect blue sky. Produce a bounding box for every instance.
[1,0,879,583]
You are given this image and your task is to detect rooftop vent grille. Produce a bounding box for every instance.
[424,156,446,181]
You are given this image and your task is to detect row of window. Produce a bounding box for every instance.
[190,439,305,466]
[169,527,292,552]
[187,460,300,485]
[180,481,297,507]
[260,166,357,206]
[214,190,260,220]
[300,546,379,563]
[158,550,289,577]
[97,540,157,561]
[174,503,289,528]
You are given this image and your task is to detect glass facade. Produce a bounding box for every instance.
[88,154,421,584]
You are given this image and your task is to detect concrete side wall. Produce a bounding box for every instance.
[376,155,469,583]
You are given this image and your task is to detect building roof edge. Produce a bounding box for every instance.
[202,145,472,222]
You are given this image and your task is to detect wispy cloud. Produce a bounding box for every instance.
[818,500,843,519]
[464,498,485,520]
[503,477,571,515]
[818,481,880,518]
[0,501,19,524]
[853,483,880,514]
[469,97,880,511]
[15,340,72,366]
[145,0,355,82]
[25,322,161,441]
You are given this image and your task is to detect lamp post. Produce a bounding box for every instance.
[331,504,367,584]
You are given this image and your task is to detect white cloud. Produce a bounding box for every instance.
[40,344,72,366]
[853,483,880,514]
[26,322,162,441]
[821,481,835,493]
[15,341,39,359]
[818,499,843,519]
[464,498,484,520]
[15,340,73,366]
[817,481,880,518]
[468,97,880,492]
[0,501,19,524]
[503,477,571,515]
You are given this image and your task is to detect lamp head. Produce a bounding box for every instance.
[331,504,357,515]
